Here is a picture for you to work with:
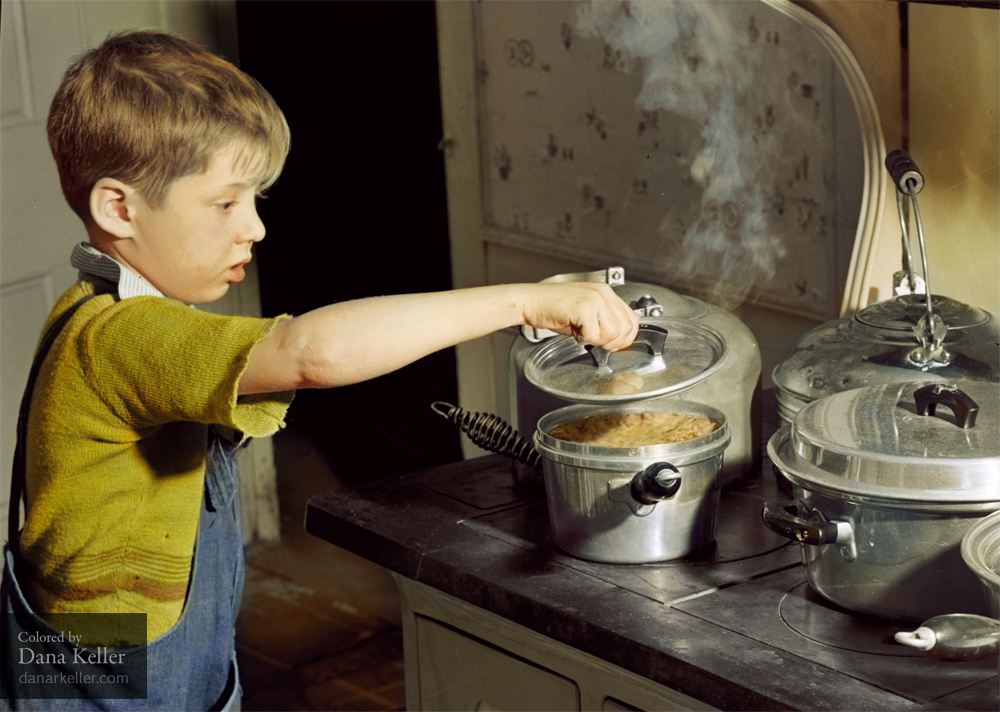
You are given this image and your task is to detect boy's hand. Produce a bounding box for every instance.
[521,282,639,351]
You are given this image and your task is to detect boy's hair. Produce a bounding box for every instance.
[47,31,290,222]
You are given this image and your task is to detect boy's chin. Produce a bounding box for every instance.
[179,285,231,306]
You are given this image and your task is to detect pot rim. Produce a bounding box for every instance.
[961,509,1000,587]
[768,426,1000,510]
[535,400,730,470]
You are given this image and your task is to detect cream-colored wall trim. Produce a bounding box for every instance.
[435,0,497,456]
[761,0,888,315]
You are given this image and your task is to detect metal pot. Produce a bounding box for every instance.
[509,268,760,490]
[962,509,1000,618]
[764,380,1000,622]
[771,294,998,425]
[772,151,999,427]
[535,399,730,564]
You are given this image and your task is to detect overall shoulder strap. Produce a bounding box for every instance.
[7,294,99,546]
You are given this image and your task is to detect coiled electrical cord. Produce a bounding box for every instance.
[431,401,542,470]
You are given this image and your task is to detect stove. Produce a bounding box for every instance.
[410,398,996,708]
[306,391,998,710]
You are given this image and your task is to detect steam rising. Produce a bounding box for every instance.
[576,0,799,308]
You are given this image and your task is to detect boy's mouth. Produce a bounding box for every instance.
[228,261,248,283]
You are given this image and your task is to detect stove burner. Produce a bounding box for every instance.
[779,581,922,656]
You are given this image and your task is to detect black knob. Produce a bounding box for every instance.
[886,149,924,195]
[631,463,681,505]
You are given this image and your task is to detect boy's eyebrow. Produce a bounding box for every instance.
[209,181,259,195]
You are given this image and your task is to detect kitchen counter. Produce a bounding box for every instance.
[305,394,999,711]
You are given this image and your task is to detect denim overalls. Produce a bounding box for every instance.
[1,295,245,711]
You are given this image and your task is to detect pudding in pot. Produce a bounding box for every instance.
[549,411,719,448]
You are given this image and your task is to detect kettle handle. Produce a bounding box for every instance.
[913,384,979,429]
[885,149,924,195]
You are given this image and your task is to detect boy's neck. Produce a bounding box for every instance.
[85,229,147,284]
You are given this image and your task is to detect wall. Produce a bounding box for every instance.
[805,0,999,315]
[436,0,997,457]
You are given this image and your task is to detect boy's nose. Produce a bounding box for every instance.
[240,205,266,243]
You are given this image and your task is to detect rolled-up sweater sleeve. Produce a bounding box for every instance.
[77,296,294,436]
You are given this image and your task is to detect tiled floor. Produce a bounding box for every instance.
[236,428,406,712]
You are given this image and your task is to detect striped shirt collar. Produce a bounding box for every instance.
[70,243,165,299]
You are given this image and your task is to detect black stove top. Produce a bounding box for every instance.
[306,390,999,710]
[436,448,998,705]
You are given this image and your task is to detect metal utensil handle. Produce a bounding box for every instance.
[913,384,979,429]
[635,323,669,355]
[761,500,839,546]
[895,614,1000,661]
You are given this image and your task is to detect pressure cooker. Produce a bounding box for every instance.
[764,380,1000,623]
[509,267,761,490]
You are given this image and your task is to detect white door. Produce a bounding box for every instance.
[1,0,280,545]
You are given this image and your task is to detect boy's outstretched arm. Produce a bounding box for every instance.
[238,282,639,394]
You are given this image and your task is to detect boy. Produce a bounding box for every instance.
[1,31,638,710]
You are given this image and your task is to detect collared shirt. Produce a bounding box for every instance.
[70,242,165,299]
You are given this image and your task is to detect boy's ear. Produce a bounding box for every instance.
[89,178,139,238]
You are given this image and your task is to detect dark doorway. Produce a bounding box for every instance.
[235,0,462,484]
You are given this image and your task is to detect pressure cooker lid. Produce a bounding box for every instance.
[524,318,727,404]
[854,294,992,330]
[780,380,1000,502]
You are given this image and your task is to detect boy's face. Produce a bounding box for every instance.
[118,143,267,305]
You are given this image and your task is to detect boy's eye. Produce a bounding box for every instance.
[219,202,235,211]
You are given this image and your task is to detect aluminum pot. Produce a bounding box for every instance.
[771,294,998,426]
[962,509,1000,618]
[510,268,760,490]
[535,399,730,564]
[765,380,1000,623]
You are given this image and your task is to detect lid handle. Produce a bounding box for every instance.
[635,323,669,353]
[913,384,979,429]
[586,323,668,371]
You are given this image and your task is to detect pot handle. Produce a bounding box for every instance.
[913,384,979,429]
[630,462,681,505]
[762,500,837,545]
[762,500,857,561]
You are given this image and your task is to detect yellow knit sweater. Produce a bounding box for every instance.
[18,279,294,642]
